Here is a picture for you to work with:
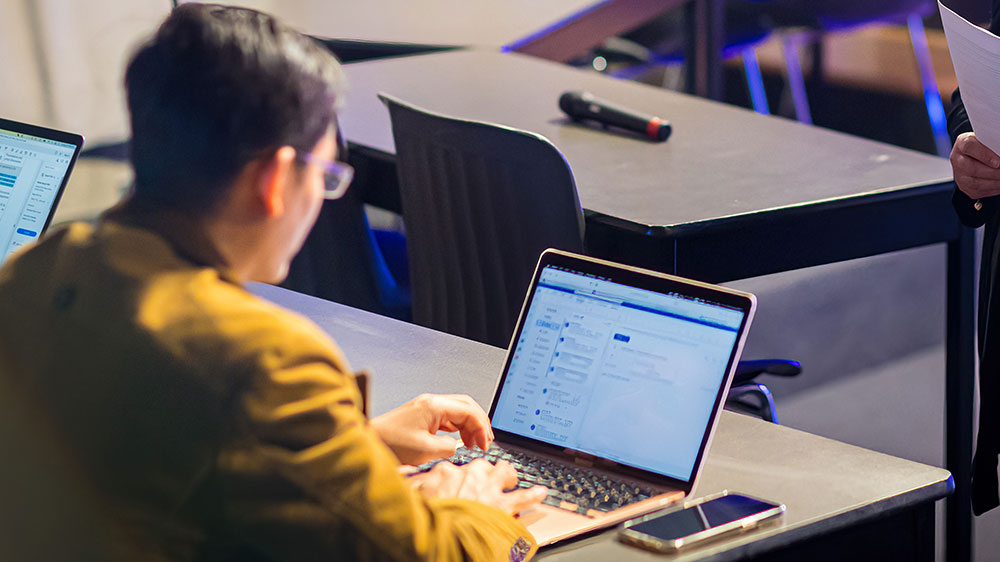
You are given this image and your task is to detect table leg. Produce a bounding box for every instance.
[683,0,724,101]
[946,228,975,562]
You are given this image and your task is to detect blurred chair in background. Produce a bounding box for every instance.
[583,1,777,115]
[726,359,802,424]
[751,0,949,155]
[275,127,410,320]
[585,0,948,156]
[282,183,411,321]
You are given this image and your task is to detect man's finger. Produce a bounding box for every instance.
[409,467,441,492]
[441,417,490,451]
[491,460,519,489]
[501,487,548,515]
[453,394,495,441]
[955,155,1000,180]
[458,426,491,452]
[416,434,460,463]
[430,461,464,497]
[464,458,494,475]
[957,133,1000,168]
[432,396,492,450]
[456,394,495,445]
[427,435,458,459]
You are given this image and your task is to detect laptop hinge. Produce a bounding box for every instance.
[566,449,597,467]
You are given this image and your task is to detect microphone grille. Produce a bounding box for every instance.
[559,91,585,116]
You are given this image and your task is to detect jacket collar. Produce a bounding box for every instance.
[101,197,243,285]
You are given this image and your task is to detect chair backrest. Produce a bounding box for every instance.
[380,94,585,347]
[283,187,391,311]
[282,125,409,319]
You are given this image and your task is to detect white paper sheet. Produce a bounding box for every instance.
[940,0,1000,154]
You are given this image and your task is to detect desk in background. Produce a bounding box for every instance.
[252,283,952,561]
[338,50,954,281]
[224,0,724,98]
[334,49,973,561]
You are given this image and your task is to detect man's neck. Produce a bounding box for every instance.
[202,214,269,285]
[108,197,251,284]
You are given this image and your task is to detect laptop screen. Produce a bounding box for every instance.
[0,124,79,264]
[491,262,746,483]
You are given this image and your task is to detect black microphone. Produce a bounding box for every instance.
[559,91,671,142]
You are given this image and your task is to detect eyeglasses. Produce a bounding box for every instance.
[297,152,354,200]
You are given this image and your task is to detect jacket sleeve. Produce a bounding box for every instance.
[222,306,537,562]
[948,88,996,227]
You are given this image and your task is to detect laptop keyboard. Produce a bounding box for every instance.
[416,444,657,516]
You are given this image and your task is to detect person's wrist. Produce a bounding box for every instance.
[369,414,393,447]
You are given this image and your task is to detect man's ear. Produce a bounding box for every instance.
[258,146,297,217]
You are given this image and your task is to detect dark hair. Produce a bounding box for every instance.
[124,3,344,212]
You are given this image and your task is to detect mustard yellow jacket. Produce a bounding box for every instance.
[0,207,536,562]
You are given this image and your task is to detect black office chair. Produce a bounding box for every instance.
[379,93,585,348]
[726,359,802,424]
[282,180,411,320]
[281,127,411,320]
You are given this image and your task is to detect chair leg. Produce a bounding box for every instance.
[907,13,951,157]
[780,33,813,125]
[727,383,780,424]
[742,48,770,115]
[752,383,779,425]
[661,63,686,91]
[606,59,659,82]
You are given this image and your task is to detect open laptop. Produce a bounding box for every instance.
[0,117,84,265]
[419,249,756,546]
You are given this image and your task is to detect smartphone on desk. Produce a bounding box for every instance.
[618,491,784,553]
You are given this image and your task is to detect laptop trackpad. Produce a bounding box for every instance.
[522,504,595,546]
[522,492,684,546]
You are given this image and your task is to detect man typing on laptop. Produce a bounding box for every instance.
[412,251,755,545]
[0,4,544,561]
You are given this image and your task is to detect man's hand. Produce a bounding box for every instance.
[951,132,1000,200]
[371,393,494,465]
[409,459,547,515]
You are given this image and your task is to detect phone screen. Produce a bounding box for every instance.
[628,495,779,541]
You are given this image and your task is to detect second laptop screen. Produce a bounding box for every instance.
[0,127,75,264]
[491,265,743,482]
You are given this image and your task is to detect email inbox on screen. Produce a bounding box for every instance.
[0,130,74,264]
[492,267,741,481]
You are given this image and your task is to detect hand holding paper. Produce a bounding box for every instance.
[940,1,1000,201]
[940,0,1000,156]
[951,132,1000,201]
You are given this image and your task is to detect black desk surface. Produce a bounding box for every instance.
[339,50,952,231]
[252,283,952,562]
